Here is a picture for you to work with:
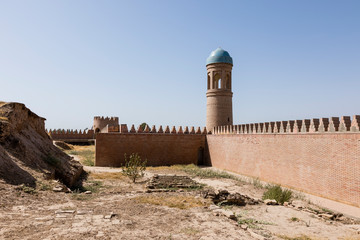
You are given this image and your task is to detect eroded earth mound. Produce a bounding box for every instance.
[0,102,82,187]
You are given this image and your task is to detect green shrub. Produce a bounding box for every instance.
[262,185,292,205]
[16,185,37,194]
[122,153,147,183]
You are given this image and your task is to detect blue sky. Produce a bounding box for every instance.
[1,1,359,130]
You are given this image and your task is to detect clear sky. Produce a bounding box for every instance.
[1,1,359,130]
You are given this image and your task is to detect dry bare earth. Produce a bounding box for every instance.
[1,162,360,240]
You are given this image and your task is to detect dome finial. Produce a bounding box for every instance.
[206,48,233,65]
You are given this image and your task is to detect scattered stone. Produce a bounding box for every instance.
[84,191,92,194]
[146,175,201,190]
[264,199,278,205]
[209,204,221,211]
[291,200,304,209]
[104,212,116,219]
[52,186,63,192]
[122,220,133,225]
[76,210,89,215]
[319,213,334,220]
[55,210,75,214]
[283,201,289,206]
[202,189,260,206]
[146,189,173,193]
[213,209,237,220]
[240,224,248,230]
[52,183,71,193]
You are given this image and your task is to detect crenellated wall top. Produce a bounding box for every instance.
[212,115,360,135]
[116,124,207,135]
[47,129,95,135]
[93,116,119,121]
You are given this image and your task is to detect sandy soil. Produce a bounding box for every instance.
[0,166,360,240]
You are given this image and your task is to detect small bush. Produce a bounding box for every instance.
[37,181,52,191]
[122,153,147,183]
[262,185,292,205]
[16,185,37,194]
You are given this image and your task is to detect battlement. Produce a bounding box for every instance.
[93,116,119,122]
[116,124,207,135]
[47,129,95,140]
[213,115,360,134]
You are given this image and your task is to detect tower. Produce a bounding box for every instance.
[93,116,119,133]
[206,48,233,132]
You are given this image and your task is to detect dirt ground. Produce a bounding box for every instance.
[1,162,360,240]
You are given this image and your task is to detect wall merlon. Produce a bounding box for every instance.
[143,125,150,133]
[339,116,351,132]
[309,119,320,133]
[329,117,340,132]
[184,126,189,134]
[318,118,329,132]
[351,115,360,132]
[150,125,156,133]
[130,124,136,133]
[137,125,143,133]
[202,127,207,134]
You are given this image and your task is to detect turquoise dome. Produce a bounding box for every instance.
[206,48,233,65]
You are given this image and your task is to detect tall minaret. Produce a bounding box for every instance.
[206,48,233,132]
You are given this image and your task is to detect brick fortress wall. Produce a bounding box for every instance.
[207,115,360,207]
[95,125,207,167]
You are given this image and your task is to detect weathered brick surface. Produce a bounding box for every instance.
[207,133,360,207]
[96,133,206,167]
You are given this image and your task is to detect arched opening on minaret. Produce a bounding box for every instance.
[226,74,231,89]
[214,73,221,89]
[207,74,210,90]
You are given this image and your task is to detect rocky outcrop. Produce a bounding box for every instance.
[0,102,83,187]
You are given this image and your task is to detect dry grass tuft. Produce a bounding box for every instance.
[134,194,209,209]
[180,227,201,236]
[277,234,315,240]
[90,172,125,180]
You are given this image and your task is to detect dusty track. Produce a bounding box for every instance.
[1,165,360,240]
